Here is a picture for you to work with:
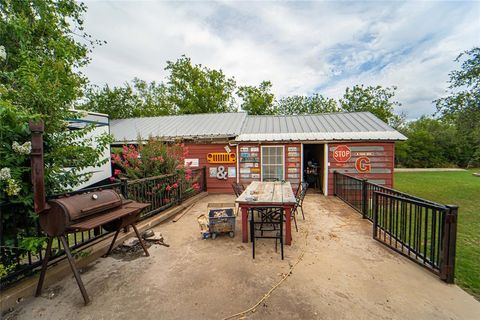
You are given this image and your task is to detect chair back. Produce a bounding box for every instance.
[298,182,308,204]
[232,182,244,197]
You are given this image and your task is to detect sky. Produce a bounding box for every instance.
[82,0,480,119]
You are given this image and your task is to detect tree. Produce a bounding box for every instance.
[0,0,111,270]
[82,78,174,119]
[165,55,237,114]
[435,47,480,167]
[237,81,276,115]
[339,85,402,127]
[395,117,458,168]
[0,0,111,193]
[276,94,339,115]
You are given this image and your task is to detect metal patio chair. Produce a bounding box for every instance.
[250,207,284,260]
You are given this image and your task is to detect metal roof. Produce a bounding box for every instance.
[111,112,247,143]
[235,112,407,142]
[110,111,406,143]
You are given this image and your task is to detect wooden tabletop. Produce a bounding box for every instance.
[235,181,296,205]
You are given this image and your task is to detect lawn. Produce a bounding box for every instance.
[394,169,480,299]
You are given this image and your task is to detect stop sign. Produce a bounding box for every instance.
[332,145,351,162]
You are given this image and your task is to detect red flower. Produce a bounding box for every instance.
[165,185,171,191]
[109,176,116,182]
[114,169,121,176]
[172,183,178,189]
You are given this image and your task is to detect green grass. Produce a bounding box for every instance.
[394,169,480,299]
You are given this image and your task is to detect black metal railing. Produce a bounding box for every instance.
[0,167,206,288]
[373,192,457,283]
[334,171,440,221]
[333,171,458,283]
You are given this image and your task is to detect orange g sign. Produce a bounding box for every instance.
[355,157,371,173]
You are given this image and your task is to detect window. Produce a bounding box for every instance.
[261,146,284,181]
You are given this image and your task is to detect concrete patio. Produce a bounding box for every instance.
[4,193,480,320]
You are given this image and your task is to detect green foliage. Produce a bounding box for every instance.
[0,262,16,278]
[395,117,458,167]
[435,47,480,167]
[166,55,237,114]
[0,0,112,269]
[237,81,276,115]
[111,138,188,180]
[83,78,174,119]
[339,85,402,126]
[276,94,339,115]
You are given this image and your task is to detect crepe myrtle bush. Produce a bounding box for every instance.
[110,137,201,195]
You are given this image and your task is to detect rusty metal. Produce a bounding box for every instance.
[30,122,150,305]
[29,121,48,214]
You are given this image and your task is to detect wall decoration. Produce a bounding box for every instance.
[216,166,228,179]
[355,157,371,173]
[184,158,199,167]
[209,167,217,177]
[228,167,236,177]
[207,152,236,163]
[240,168,251,174]
[250,147,259,152]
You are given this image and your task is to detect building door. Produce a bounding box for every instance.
[303,144,325,193]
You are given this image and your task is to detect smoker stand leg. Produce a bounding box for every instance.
[35,236,53,297]
[104,229,121,257]
[131,224,150,257]
[59,235,90,305]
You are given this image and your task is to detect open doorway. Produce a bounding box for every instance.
[303,144,325,193]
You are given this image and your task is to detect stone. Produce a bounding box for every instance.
[122,237,139,247]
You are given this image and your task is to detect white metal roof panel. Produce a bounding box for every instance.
[111,112,247,143]
[235,112,407,142]
[110,111,406,143]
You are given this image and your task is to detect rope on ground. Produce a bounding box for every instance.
[222,227,310,320]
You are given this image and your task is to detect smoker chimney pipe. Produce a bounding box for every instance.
[29,120,48,214]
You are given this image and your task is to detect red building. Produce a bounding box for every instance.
[111,112,406,195]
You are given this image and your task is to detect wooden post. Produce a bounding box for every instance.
[241,206,248,243]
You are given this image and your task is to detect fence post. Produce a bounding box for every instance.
[372,192,378,239]
[362,179,368,219]
[333,171,337,196]
[120,178,128,199]
[120,178,130,233]
[202,166,207,192]
[440,205,458,283]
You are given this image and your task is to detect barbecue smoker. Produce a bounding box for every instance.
[30,121,150,305]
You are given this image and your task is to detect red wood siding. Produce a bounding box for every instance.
[327,142,395,195]
[186,143,236,193]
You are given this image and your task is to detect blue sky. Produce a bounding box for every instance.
[83,0,480,119]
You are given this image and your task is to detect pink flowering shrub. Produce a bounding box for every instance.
[111,137,189,180]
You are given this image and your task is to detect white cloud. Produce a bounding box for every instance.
[82,0,480,119]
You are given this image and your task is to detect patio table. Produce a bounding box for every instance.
[235,181,296,245]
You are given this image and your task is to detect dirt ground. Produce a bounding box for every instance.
[4,194,480,320]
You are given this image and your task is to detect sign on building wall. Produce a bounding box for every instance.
[184,158,199,167]
[332,145,351,162]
